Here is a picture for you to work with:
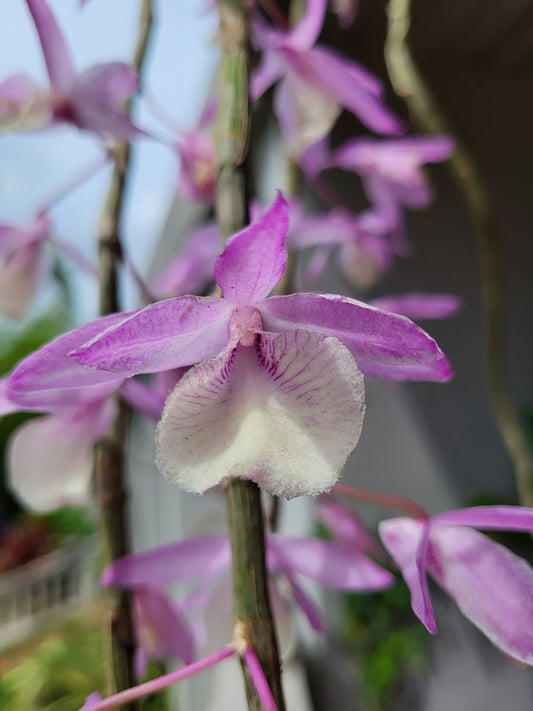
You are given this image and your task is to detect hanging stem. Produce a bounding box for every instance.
[385,0,533,507]
[95,0,154,703]
[216,2,286,709]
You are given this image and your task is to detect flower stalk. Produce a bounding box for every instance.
[95,0,154,702]
[385,0,533,506]
[216,1,286,709]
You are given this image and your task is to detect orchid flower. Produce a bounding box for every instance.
[370,293,463,321]
[0,214,51,320]
[317,495,385,560]
[379,506,533,665]
[64,193,451,497]
[102,531,394,647]
[0,0,140,140]
[250,0,402,159]
[176,127,216,203]
[330,0,357,27]
[329,136,454,250]
[1,314,165,511]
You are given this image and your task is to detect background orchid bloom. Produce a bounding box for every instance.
[0,0,140,140]
[102,531,394,646]
[0,214,51,319]
[379,506,533,665]
[370,293,463,321]
[69,193,451,497]
[1,313,165,511]
[250,0,402,158]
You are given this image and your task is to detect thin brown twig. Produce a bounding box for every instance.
[95,0,155,703]
[385,0,533,507]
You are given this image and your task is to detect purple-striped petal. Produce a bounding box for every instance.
[259,293,451,381]
[378,517,437,632]
[25,0,74,92]
[214,193,289,305]
[8,398,116,512]
[7,312,129,410]
[101,534,231,588]
[269,534,393,590]
[71,296,233,376]
[370,293,463,320]
[428,525,533,664]
[156,329,365,498]
[134,586,195,668]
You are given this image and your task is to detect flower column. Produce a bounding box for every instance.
[215,2,286,709]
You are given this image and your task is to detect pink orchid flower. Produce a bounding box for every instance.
[2,313,165,511]
[370,293,463,321]
[102,531,394,649]
[0,214,51,320]
[379,506,533,665]
[250,0,402,158]
[0,0,140,140]
[62,193,451,498]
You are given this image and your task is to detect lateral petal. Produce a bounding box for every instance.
[378,517,437,632]
[26,0,75,92]
[156,330,365,498]
[214,194,288,305]
[8,398,116,512]
[269,534,393,590]
[101,534,231,588]
[72,296,233,376]
[260,293,451,381]
[428,525,533,665]
[7,312,129,409]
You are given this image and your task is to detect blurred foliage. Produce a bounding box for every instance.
[0,610,170,711]
[342,575,428,710]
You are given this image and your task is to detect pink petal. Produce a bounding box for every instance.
[259,293,451,381]
[156,329,365,498]
[134,586,195,667]
[0,214,50,259]
[331,0,358,27]
[176,132,216,203]
[70,63,140,140]
[25,0,74,92]
[285,0,326,51]
[370,293,463,320]
[336,236,394,291]
[428,525,533,665]
[378,517,437,632]
[317,497,383,557]
[8,398,116,512]
[80,693,103,711]
[101,534,231,588]
[214,193,289,305]
[0,378,19,415]
[7,312,128,410]
[250,49,284,101]
[153,223,220,297]
[71,296,233,376]
[306,46,403,135]
[269,534,393,590]
[432,505,533,533]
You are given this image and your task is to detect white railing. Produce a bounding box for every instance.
[0,537,96,650]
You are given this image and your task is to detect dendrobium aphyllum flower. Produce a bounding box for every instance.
[379,506,533,665]
[68,193,451,498]
[0,214,51,320]
[250,0,402,158]
[1,314,165,511]
[102,531,394,654]
[0,0,140,140]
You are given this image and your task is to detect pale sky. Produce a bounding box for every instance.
[0,0,219,321]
